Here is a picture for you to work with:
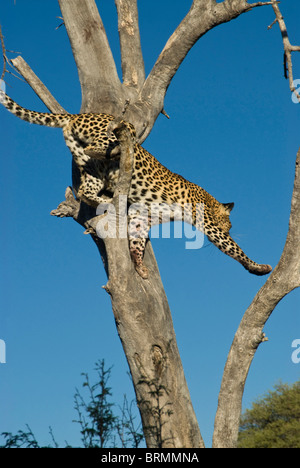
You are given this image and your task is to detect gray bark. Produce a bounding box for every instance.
[269,2,300,103]
[3,0,298,448]
[10,56,66,113]
[213,148,300,448]
[97,121,204,447]
[57,0,124,115]
[115,0,145,91]
[51,122,205,447]
[58,0,275,143]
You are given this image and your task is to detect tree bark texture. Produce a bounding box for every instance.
[213,148,300,448]
[3,0,298,448]
[58,0,275,143]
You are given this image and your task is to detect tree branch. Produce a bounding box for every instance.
[10,56,66,113]
[0,25,7,82]
[57,0,124,114]
[132,0,274,143]
[211,8,300,442]
[213,148,300,448]
[115,0,145,91]
[270,1,300,103]
[139,0,215,120]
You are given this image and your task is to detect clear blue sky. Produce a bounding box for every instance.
[0,0,299,448]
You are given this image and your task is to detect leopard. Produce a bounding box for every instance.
[0,89,272,279]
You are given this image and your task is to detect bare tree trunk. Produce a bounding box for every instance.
[213,148,300,448]
[2,0,298,449]
[84,120,205,448]
[212,3,300,447]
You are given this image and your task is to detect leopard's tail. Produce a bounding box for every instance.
[0,90,71,127]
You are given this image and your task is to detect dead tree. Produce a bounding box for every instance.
[1,0,299,448]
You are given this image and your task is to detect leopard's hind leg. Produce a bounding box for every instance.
[128,212,150,279]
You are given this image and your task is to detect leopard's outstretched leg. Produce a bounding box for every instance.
[205,227,272,276]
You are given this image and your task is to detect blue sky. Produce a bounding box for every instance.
[0,0,299,448]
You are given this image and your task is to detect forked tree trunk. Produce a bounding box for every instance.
[3,0,299,448]
[82,122,205,448]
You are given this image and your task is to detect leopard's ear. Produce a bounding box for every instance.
[222,202,235,214]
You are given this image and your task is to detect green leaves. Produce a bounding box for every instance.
[238,381,300,448]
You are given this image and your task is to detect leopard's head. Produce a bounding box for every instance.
[212,202,234,234]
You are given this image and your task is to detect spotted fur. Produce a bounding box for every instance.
[0,90,272,278]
